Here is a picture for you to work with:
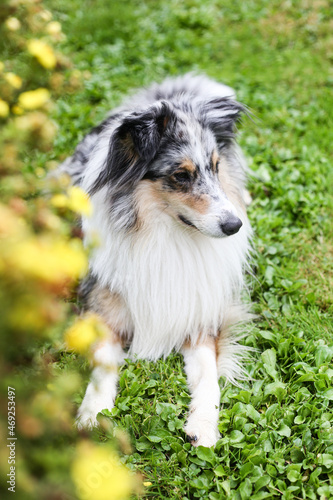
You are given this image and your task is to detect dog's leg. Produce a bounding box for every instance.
[76,336,125,429]
[182,336,220,447]
[76,285,133,429]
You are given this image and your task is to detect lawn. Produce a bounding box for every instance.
[5,0,333,498]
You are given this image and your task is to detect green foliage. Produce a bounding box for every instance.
[0,2,135,499]
[48,0,332,497]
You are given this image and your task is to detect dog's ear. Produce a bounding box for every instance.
[200,97,246,145]
[90,101,174,195]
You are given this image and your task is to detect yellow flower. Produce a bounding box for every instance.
[9,301,50,331]
[18,88,50,110]
[52,186,92,216]
[0,204,27,238]
[4,72,22,89]
[68,186,92,215]
[72,442,134,500]
[27,39,56,69]
[8,237,87,284]
[65,314,108,354]
[51,193,68,209]
[5,17,21,31]
[12,105,24,115]
[15,112,57,147]
[46,21,62,35]
[39,10,53,22]
[143,482,152,486]
[0,98,9,118]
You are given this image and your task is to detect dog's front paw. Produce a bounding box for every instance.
[76,409,99,430]
[184,413,220,448]
[76,397,112,430]
[76,402,102,430]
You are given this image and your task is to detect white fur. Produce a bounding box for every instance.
[76,340,125,429]
[67,74,254,446]
[81,183,251,360]
[182,343,221,447]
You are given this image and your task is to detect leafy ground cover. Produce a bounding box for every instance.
[5,0,333,498]
[48,0,333,498]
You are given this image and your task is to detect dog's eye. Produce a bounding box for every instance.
[172,171,191,183]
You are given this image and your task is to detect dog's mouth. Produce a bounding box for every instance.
[178,214,197,229]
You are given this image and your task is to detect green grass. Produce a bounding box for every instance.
[45,0,333,498]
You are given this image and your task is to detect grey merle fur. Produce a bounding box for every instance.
[61,76,246,230]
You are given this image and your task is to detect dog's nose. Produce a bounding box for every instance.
[221,215,242,235]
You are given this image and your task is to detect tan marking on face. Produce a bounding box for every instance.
[179,159,197,174]
[182,191,210,214]
[165,190,210,215]
[134,180,168,229]
[211,150,219,174]
[134,179,211,231]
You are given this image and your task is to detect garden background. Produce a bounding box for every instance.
[0,0,332,499]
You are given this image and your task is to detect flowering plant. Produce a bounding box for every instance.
[0,1,136,498]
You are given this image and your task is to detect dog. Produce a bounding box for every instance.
[60,74,253,447]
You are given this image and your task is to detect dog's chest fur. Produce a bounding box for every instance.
[83,187,251,360]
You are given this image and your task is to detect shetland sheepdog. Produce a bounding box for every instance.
[60,74,253,447]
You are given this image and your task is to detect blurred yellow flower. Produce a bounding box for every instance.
[65,314,108,354]
[52,186,92,216]
[14,112,57,148]
[68,186,92,215]
[0,204,27,238]
[9,301,51,331]
[39,10,53,22]
[27,39,56,69]
[12,105,24,115]
[0,98,9,118]
[5,17,21,31]
[4,72,23,89]
[0,61,4,72]
[18,88,50,110]
[46,21,62,35]
[8,237,87,284]
[51,193,68,208]
[143,482,152,486]
[72,442,133,500]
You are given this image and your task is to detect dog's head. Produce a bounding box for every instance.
[90,97,246,238]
